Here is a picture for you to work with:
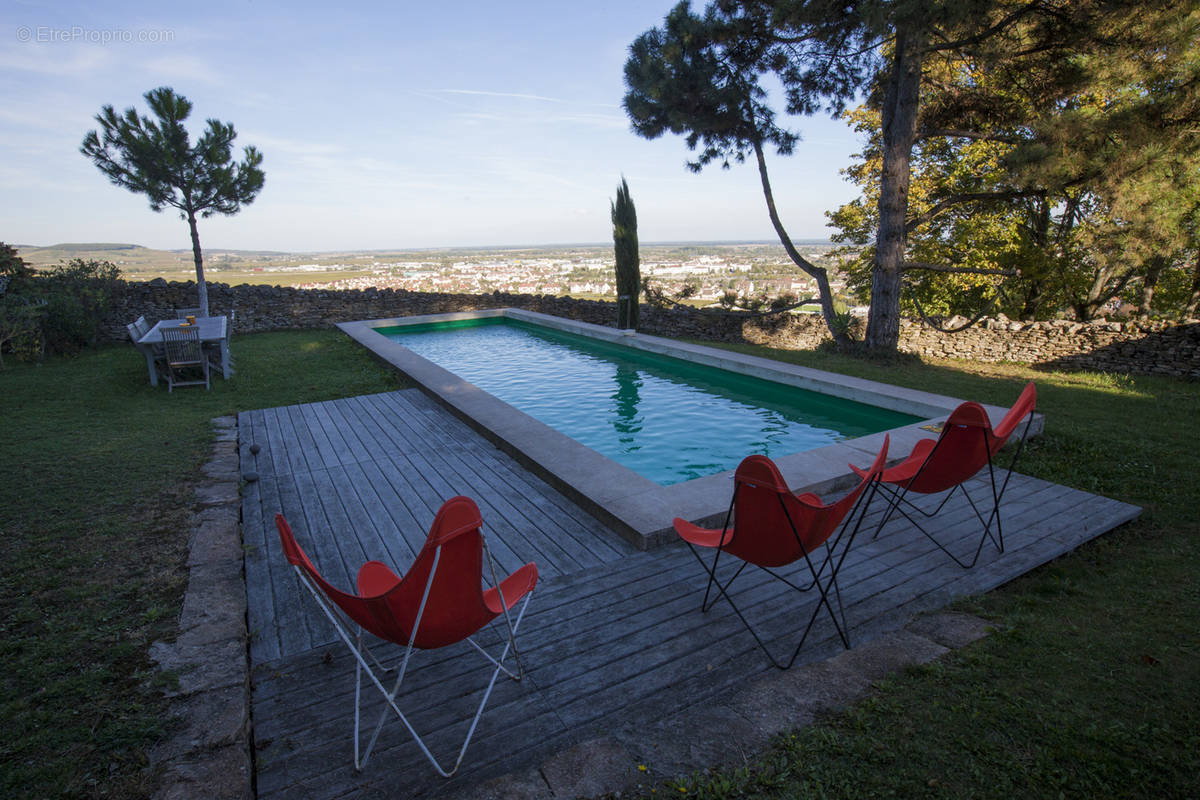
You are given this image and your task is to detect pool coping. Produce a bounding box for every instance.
[338,309,1044,550]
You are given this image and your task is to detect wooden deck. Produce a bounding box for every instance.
[239,390,1140,799]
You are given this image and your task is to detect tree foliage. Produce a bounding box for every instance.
[625,0,1199,350]
[623,0,853,348]
[611,176,641,329]
[829,3,1200,322]
[81,87,264,316]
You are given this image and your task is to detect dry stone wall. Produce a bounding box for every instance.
[102,279,1200,379]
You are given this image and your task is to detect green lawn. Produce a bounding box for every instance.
[0,330,405,798]
[1,331,1196,798]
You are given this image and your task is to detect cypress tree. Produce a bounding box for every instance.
[612,177,640,330]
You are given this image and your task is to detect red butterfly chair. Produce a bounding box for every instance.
[673,436,889,670]
[274,496,538,777]
[852,381,1037,568]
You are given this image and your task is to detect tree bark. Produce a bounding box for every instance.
[866,23,925,354]
[748,140,854,345]
[1018,196,1050,320]
[1185,256,1200,318]
[187,210,209,316]
[1019,279,1044,321]
[752,139,850,347]
[1138,256,1166,322]
[1076,265,1134,321]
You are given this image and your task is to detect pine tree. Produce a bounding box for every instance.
[81,87,264,316]
[829,2,1200,322]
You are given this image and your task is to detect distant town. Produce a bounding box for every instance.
[15,241,856,309]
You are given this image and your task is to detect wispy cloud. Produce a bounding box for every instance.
[435,89,564,103]
[452,109,627,130]
[0,41,111,76]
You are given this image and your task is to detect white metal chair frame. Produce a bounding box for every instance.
[287,536,532,777]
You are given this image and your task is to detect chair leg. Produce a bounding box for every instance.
[698,478,881,670]
[875,479,1003,569]
[353,591,535,777]
[689,544,849,671]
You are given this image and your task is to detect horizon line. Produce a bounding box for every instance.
[15,238,838,255]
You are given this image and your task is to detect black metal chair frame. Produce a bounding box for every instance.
[686,472,882,670]
[870,411,1036,569]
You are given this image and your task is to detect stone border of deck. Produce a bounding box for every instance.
[149,416,253,800]
[447,611,996,800]
[338,309,1044,550]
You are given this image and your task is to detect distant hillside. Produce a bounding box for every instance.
[16,243,193,273]
[34,243,146,252]
[14,243,289,277]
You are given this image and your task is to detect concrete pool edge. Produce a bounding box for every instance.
[338,309,1044,550]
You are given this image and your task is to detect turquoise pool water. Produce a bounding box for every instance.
[380,318,918,485]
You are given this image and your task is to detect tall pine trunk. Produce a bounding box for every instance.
[187,210,209,317]
[752,140,850,348]
[866,24,924,355]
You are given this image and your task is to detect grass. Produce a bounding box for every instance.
[628,342,1200,799]
[0,330,405,798]
[2,329,1196,798]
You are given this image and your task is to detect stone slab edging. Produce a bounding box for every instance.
[149,416,253,800]
[448,611,996,800]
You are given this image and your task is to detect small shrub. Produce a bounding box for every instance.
[0,297,45,367]
[0,242,34,290]
[24,258,122,356]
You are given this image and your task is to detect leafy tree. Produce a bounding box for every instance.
[81,87,264,316]
[829,103,1026,321]
[0,242,34,295]
[611,176,641,329]
[625,0,1188,351]
[830,3,1200,323]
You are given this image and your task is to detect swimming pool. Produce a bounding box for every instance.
[339,309,1033,549]
[376,317,920,486]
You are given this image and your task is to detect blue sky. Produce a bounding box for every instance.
[1,1,864,252]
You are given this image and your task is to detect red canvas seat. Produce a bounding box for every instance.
[275,496,537,777]
[674,436,889,669]
[852,381,1037,568]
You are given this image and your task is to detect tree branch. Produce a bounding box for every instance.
[924,4,1050,53]
[903,261,1019,277]
[916,128,1024,144]
[906,189,1043,233]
